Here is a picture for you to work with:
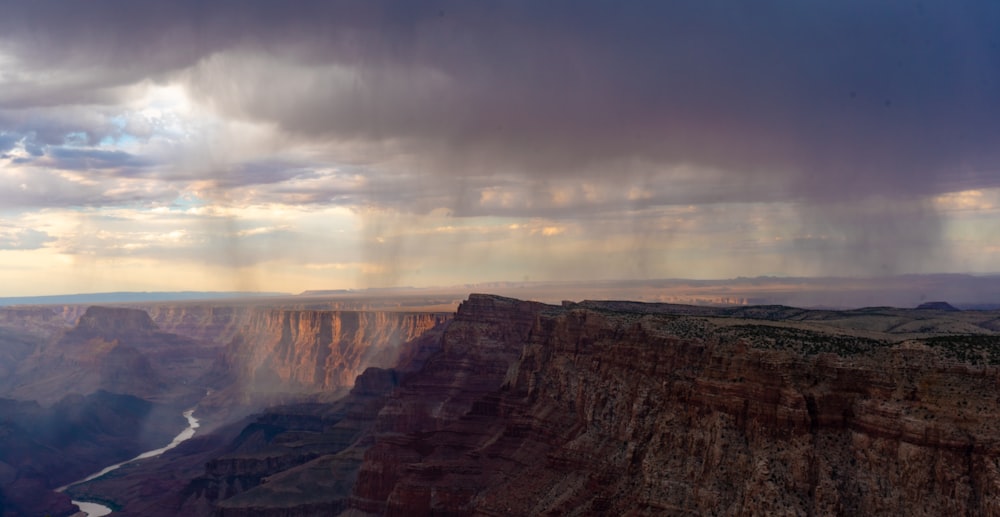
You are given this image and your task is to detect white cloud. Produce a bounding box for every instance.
[0,224,53,250]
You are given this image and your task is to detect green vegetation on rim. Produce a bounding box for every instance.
[920,335,1000,365]
[724,324,890,357]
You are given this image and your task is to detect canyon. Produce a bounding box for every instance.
[0,299,448,516]
[3,294,1000,515]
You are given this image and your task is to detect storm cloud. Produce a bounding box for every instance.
[1,1,999,291]
[4,1,999,197]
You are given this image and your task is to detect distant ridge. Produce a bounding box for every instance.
[0,291,289,306]
[915,301,960,311]
[299,286,419,296]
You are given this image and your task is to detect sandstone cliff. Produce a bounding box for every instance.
[346,295,1000,516]
[212,310,448,399]
[143,304,257,346]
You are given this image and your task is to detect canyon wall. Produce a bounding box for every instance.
[78,325,453,517]
[79,303,451,397]
[40,303,257,345]
[0,303,451,516]
[62,295,1000,516]
[214,310,448,398]
[2,304,450,407]
[143,305,256,346]
[348,295,1000,516]
[2,306,202,404]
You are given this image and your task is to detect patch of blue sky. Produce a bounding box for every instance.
[97,115,139,147]
[171,193,207,212]
[99,133,140,147]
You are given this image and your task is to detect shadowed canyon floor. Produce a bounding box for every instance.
[4,294,1000,515]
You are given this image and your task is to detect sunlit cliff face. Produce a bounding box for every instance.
[2,1,1000,296]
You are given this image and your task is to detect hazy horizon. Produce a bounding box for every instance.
[2,2,999,296]
[5,273,1000,311]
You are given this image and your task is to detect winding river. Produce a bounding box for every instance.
[57,409,200,517]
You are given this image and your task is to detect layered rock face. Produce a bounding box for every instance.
[170,298,529,516]
[215,310,448,397]
[0,307,69,382]
[0,306,69,339]
[349,294,551,514]
[143,305,257,346]
[347,295,1000,516]
[3,306,219,404]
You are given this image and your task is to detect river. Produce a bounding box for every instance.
[57,409,200,517]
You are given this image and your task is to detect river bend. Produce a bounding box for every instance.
[57,409,200,516]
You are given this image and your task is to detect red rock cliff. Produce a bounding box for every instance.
[349,297,1000,516]
[218,310,449,397]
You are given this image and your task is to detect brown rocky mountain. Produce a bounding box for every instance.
[64,294,1000,516]
[3,306,218,405]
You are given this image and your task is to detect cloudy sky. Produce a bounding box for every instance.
[1,1,999,296]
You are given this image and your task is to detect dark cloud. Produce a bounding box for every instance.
[45,147,151,173]
[2,1,999,281]
[0,1,996,202]
[0,133,19,153]
[0,109,121,153]
[210,161,316,189]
